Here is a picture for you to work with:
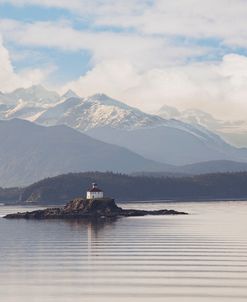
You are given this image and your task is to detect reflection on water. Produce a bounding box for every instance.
[0,201,247,302]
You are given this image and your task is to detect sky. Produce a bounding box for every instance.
[0,0,247,119]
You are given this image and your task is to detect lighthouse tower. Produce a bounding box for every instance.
[86,183,104,200]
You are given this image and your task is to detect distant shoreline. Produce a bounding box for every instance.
[2,171,247,205]
[117,197,247,203]
[2,197,247,207]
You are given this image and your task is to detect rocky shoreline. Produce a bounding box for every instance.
[4,198,188,219]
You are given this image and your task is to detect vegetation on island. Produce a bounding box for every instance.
[4,198,187,219]
[1,171,247,204]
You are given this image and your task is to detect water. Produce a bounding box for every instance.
[0,201,247,302]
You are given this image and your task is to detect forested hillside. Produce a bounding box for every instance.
[4,171,246,204]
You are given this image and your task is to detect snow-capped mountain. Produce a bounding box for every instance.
[35,93,228,149]
[34,92,247,165]
[3,101,45,121]
[181,109,222,130]
[0,86,73,121]
[1,85,247,166]
[0,85,60,106]
[157,105,247,148]
[36,93,165,131]
[157,105,222,129]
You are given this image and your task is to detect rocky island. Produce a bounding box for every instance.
[4,183,187,219]
[4,198,187,219]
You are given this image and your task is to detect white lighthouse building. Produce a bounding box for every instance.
[86,183,104,200]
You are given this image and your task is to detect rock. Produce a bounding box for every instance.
[4,198,187,219]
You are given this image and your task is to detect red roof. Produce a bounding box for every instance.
[88,187,102,193]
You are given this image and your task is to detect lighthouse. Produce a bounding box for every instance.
[86,183,104,200]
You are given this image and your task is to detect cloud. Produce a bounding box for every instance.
[0,0,146,15]
[1,1,247,120]
[1,18,245,119]
[1,0,247,48]
[88,1,247,49]
[0,0,83,11]
[0,18,206,70]
[0,35,52,92]
[65,54,247,120]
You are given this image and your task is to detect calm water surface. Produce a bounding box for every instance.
[0,201,247,302]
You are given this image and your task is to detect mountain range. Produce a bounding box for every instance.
[157,105,247,148]
[0,85,60,121]
[2,85,246,148]
[32,89,247,165]
[0,86,247,187]
[1,118,247,187]
[0,119,172,187]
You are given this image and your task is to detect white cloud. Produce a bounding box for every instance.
[1,18,244,119]
[91,1,247,49]
[65,54,247,120]
[0,0,146,15]
[2,0,247,48]
[0,18,206,71]
[63,59,140,97]
[0,35,52,92]
[0,0,83,11]
[1,1,247,120]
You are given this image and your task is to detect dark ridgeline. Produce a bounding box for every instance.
[2,171,247,204]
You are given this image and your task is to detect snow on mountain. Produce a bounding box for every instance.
[36,91,227,150]
[157,105,247,147]
[36,93,165,131]
[0,103,10,119]
[8,85,60,106]
[157,105,247,134]
[0,86,232,148]
[1,86,247,165]
[4,100,45,121]
[163,118,228,149]
[35,92,247,165]
[180,109,247,148]
[181,109,221,129]
[34,91,230,149]
[157,105,220,128]
[0,85,61,121]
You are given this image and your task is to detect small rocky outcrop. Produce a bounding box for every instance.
[4,198,187,219]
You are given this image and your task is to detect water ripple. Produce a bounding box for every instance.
[1,201,247,302]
